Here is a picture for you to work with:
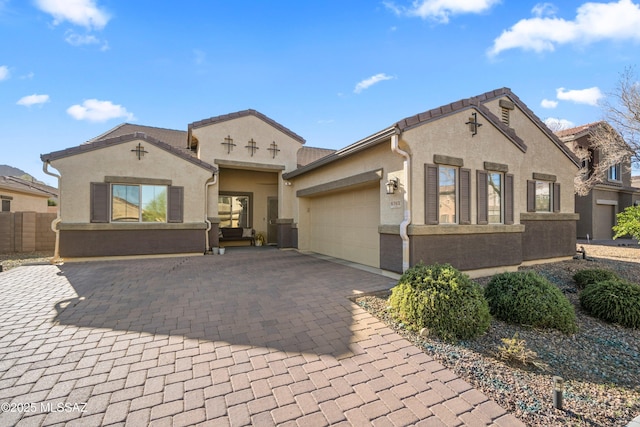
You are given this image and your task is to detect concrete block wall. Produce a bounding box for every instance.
[0,212,56,254]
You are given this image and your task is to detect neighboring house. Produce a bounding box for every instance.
[41,88,579,275]
[0,176,58,213]
[556,122,640,240]
[632,175,640,189]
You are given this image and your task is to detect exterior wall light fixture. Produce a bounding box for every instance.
[386,178,399,195]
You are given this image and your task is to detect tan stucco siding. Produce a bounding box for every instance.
[194,115,301,172]
[290,142,405,233]
[50,139,213,223]
[483,98,578,215]
[0,188,49,212]
[405,104,577,225]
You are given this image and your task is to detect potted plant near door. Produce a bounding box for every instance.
[255,233,265,246]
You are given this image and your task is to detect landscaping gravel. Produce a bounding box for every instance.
[0,251,53,271]
[355,243,640,427]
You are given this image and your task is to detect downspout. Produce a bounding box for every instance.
[391,127,411,272]
[42,161,61,262]
[204,172,218,253]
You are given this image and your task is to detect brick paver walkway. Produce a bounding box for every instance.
[0,249,524,426]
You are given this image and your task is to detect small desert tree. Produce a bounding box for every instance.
[574,67,639,196]
[612,205,640,240]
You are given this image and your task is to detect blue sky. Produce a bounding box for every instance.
[2,0,640,185]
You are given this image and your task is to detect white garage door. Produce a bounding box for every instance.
[309,185,380,268]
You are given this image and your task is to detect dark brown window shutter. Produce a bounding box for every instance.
[527,180,536,212]
[168,186,184,223]
[476,170,488,225]
[90,182,109,223]
[425,164,439,225]
[505,174,514,224]
[553,182,561,213]
[459,168,471,224]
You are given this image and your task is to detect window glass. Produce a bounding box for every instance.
[141,185,167,222]
[439,166,457,224]
[608,164,620,181]
[488,172,502,223]
[112,184,140,222]
[112,184,167,222]
[535,181,551,212]
[218,195,250,227]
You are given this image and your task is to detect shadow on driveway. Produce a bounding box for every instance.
[52,249,396,358]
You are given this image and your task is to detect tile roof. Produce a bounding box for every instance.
[89,123,192,156]
[285,87,580,179]
[189,109,306,144]
[297,147,336,167]
[555,122,603,139]
[0,176,54,198]
[41,133,217,173]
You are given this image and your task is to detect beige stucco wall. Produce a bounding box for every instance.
[289,142,405,253]
[50,139,214,224]
[193,114,304,220]
[405,102,577,225]
[194,115,302,172]
[484,98,578,215]
[0,188,49,213]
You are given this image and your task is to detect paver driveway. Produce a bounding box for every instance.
[0,248,523,426]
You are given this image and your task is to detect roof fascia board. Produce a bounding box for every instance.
[41,133,218,173]
[189,109,306,145]
[284,127,396,180]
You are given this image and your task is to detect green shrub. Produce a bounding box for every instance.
[388,263,490,342]
[573,269,620,290]
[485,271,577,334]
[580,279,640,329]
[612,205,640,240]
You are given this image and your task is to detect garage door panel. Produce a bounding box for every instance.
[309,186,380,268]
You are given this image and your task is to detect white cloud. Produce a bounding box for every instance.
[545,117,575,131]
[541,99,558,108]
[67,99,135,122]
[556,86,603,106]
[385,0,501,23]
[532,2,558,18]
[17,94,50,107]
[64,30,109,50]
[35,0,110,30]
[354,73,395,94]
[0,65,10,81]
[489,0,640,56]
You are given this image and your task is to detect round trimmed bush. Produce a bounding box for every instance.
[485,271,577,334]
[580,279,640,329]
[573,269,620,290]
[388,263,490,342]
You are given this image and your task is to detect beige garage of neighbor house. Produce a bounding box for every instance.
[41,87,580,275]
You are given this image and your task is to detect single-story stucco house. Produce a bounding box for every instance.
[41,87,580,275]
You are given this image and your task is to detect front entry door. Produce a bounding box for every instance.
[267,197,278,245]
